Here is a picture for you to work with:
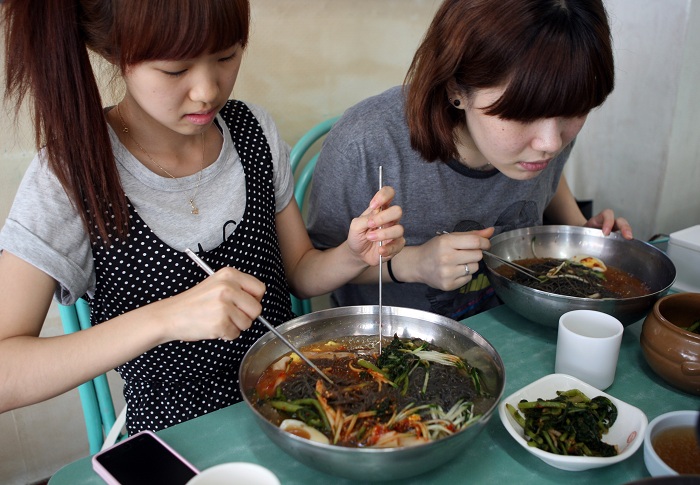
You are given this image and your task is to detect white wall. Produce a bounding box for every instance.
[1,1,698,483]
[567,0,700,238]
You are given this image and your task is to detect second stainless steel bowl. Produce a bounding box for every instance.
[483,225,676,327]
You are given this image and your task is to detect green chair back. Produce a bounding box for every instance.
[289,116,340,316]
[289,116,340,174]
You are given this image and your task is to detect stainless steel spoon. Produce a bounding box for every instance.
[184,248,334,384]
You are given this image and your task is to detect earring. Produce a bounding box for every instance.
[453,99,461,107]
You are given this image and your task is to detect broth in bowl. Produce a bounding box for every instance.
[497,256,650,299]
[652,426,700,474]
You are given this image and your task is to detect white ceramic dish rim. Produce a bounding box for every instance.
[186,462,280,485]
[643,410,700,477]
[498,373,648,470]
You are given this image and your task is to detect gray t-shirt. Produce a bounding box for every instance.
[307,85,570,318]
[0,102,294,305]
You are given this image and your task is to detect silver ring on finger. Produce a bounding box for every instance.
[464,264,471,276]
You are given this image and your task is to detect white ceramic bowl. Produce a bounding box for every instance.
[643,410,700,477]
[498,373,648,471]
[186,462,280,485]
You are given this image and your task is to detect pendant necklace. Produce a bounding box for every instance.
[116,103,205,215]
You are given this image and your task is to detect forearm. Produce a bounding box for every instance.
[543,176,587,226]
[281,189,403,298]
[287,242,370,299]
[0,307,166,413]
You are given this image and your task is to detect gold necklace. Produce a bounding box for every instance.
[116,103,205,215]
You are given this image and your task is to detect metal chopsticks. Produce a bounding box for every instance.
[378,166,383,355]
[482,250,542,282]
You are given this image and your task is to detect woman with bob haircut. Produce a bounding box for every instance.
[0,0,403,434]
[307,0,632,319]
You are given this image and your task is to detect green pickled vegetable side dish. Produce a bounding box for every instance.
[506,389,618,457]
[683,319,700,334]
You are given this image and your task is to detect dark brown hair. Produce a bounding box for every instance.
[3,0,250,243]
[405,0,615,162]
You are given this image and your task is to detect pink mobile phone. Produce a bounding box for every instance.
[92,430,199,485]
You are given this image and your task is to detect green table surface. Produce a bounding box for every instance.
[49,304,699,484]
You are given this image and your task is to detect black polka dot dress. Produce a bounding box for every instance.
[88,101,294,435]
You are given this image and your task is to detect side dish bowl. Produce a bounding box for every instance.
[239,305,506,482]
[498,373,647,471]
[640,292,700,395]
[484,225,676,327]
[643,410,700,477]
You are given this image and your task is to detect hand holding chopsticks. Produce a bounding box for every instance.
[184,248,334,384]
[346,186,404,267]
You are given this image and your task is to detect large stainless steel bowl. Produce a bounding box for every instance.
[483,225,676,328]
[239,305,505,482]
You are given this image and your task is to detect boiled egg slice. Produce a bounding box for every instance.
[279,419,330,444]
[570,254,607,272]
[270,355,291,372]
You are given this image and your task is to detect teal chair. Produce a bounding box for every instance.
[290,116,340,175]
[289,116,340,316]
[58,298,126,454]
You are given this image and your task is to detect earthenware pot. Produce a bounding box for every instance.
[640,293,700,395]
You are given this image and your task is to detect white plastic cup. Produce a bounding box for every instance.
[555,310,624,390]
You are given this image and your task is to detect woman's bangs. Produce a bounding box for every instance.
[119,0,249,65]
[486,27,613,121]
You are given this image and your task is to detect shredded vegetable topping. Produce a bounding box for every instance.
[253,335,492,448]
